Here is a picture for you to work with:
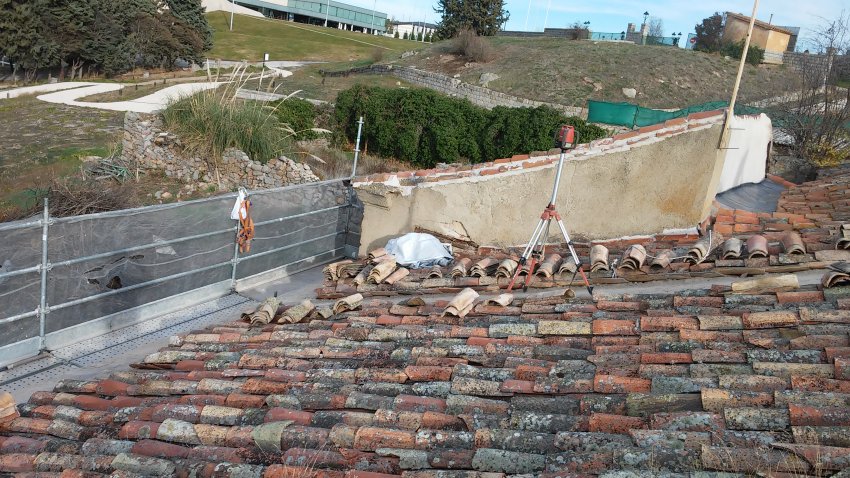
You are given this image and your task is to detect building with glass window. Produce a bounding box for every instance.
[231,0,388,34]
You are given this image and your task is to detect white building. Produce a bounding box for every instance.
[389,21,437,39]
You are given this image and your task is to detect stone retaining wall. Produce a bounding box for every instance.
[122,112,319,191]
[324,65,587,117]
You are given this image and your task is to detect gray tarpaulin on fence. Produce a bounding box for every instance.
[0,179,361,363]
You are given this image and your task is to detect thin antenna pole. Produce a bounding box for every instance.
[524,0,532,31]
[720,0,760,149]
[351,116,364,178]
[543,0,551,31]
[229,0,235,31]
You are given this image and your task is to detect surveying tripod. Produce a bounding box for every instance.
[506,125,594,296]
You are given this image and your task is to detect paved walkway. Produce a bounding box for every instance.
[0,82,99,99]
[35,81,222,113]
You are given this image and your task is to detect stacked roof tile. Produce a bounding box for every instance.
[713,168,850,249]
[323,167,850,301]
[2,283,850,476]
[316,232,844,300]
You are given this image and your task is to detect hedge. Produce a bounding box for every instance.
[335,85,608,168]
[272,97,324,141]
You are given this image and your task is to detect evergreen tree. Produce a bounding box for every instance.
[425,32,432,42]
[0,0,57,78]
[694,12,724,53]
[416,31,423,41]
[163,0,213,53]
[435,0,508,38]
[403,32,409,40]
[43,0,96,79]
[394,31,399,38]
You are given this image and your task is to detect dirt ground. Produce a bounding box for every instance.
[0,95,228,218]
[399,38,802,109]
[0,95,124,210]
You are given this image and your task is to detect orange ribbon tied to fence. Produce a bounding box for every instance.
[236,198,255,254]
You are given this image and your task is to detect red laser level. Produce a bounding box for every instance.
[506,124,594,298]
[555,125,577,151]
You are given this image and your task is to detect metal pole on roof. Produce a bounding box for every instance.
[351,116,364,178]
[720,0,760,149]
[543,0,551,31]
[524,0,532,31]
[37,198,49,352]
[230,0,235,31]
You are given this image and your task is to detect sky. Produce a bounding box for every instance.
[354,0,847,49]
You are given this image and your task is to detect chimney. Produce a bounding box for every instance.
[627,23,636,33]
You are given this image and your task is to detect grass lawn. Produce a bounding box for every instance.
[247,63,415,103]
[0,96,124,210]
[400,37,803,109]
[207,12,424,62]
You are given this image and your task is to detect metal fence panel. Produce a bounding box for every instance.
[0,179,360,361]
[235,181,354,279]
[0,222,44,347]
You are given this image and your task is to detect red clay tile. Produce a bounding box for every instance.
[776,291,825,304]
[593,375,651,393]
[789,403,850,426]
[588,413,647,434]
[592,320,638,335]
[640,316,699,331]
[640,353,692,364]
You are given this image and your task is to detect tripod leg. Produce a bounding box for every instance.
[554,219,594,297]
[524,219,550,291]
[518,217,546,264]
[508,217,547,292]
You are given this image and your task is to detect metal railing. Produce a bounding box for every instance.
[0,178,362,366]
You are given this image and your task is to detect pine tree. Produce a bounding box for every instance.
[435,0,508,38]
[43,0,96,79]
[416,31,423,41]
[0,0,58,78]
[403,32,409,40]
[163,0,213,53]
[694,12,724,53]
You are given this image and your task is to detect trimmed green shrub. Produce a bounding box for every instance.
[272,97,327,141]
[721,40,764,66]
[335,85,607,168]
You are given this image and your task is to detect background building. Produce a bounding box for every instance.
[390,21,437,39]
[210,0,388,34]
[723,12,795,64]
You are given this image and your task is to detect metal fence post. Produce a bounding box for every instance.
[351,116,364,178]
[38,198,49,352]
[230,220,241,292]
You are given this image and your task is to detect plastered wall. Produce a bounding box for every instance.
[354,116,727,253]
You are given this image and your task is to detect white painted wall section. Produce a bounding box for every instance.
[717,113,773,193]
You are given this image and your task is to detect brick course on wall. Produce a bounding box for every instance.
[353,110,728,251]
[323,65,587,118]
[353,110,725,186]
[121,112,319,190]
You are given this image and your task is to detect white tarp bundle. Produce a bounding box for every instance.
[717,113,773,193]
[385,233,452,269]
